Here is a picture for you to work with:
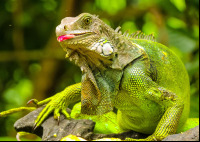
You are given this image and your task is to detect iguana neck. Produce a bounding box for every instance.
[74,23,128,115]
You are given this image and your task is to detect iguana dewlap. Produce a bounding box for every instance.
[1,13,199,141]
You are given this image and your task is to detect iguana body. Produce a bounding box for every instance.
[0,13,198,141]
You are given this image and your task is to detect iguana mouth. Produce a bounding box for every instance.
[57,31,93,42]
[57,34,75,42]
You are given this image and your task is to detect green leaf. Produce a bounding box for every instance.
[170,0,186,12]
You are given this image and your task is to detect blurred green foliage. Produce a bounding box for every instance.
[0,0,199,140]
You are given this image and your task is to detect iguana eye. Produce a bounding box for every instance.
[83,16,92,25]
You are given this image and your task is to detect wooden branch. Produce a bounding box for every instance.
[0,49,65,62]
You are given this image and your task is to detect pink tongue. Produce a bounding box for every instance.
[57,35,75,42]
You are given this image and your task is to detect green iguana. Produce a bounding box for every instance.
[0,13,199,141]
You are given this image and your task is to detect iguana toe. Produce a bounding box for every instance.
[61,109,71,120]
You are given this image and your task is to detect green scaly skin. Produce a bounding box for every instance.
[0,13,199,141]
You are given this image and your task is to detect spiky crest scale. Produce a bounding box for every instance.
[114,26,156,42]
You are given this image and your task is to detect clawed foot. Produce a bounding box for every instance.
[28,93,71,131]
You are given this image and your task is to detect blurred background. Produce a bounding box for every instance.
[0,0,199,141]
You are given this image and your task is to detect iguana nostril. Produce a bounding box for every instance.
[56,25,66,37]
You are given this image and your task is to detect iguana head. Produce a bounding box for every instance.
[56,13,118,69]
[56,13,143,70]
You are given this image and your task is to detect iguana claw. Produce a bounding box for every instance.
[32,123,38,132]
[27,99,39,107]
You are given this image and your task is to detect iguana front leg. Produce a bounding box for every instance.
[0,83,81,130]
[32,82,81,129]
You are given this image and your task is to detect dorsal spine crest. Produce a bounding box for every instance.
[114,27,156,42]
